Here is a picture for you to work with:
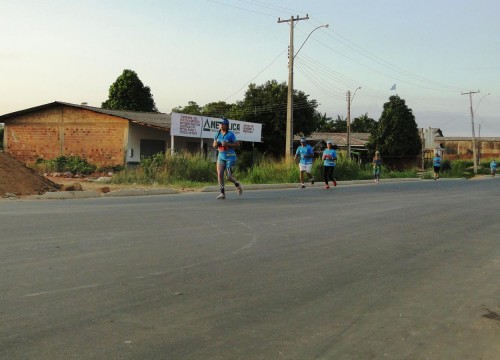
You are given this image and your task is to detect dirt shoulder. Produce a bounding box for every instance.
[0,152,60,196]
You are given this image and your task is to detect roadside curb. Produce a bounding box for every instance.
[200,178,426,193]
[26,187,179,200]
[21,177,472,200]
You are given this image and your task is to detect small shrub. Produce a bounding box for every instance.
[33,156,97,175]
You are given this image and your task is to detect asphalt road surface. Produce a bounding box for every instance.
[1,179,499,359]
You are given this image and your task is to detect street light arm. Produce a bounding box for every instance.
[474,92,491,113]
[351,86,362,103]
[293,24,329,59]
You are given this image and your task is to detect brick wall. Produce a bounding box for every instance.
[5,105,128,166]
[439,139,500,160]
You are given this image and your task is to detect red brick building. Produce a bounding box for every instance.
[0,102,172,166]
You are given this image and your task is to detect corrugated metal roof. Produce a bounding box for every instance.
[294,132,368,146]
[0,101,171,130]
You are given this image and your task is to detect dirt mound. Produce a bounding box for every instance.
[0,152,61,196]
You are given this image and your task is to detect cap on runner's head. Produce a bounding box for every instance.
[300,137,307,143]
[219,117,229,126]
[326,140,333,145]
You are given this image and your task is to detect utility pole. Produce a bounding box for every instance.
[420,128,425,170]
[346,90,351,159]
[346,87,360,159]
[478,123,481,164]
[278,14,309,159]
[461,90,480,174]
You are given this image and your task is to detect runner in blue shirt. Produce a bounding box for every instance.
[433,152,441,180]
[373,151,382,183]
[322,140,337,189]
[212,117,242,199]
[294,138,315,188]
[490,159,497,177]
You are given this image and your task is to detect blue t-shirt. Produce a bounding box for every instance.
[322,149,337,167]
[296,144,314,165]
[214,131,237,161]
[433,156,441,167]
[491,161,497,170]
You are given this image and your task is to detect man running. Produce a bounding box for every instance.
[322,140,337,189]
[373,151,382,183]
[213,117,243,200]
[294,137,315,188]
[433,152,441,180]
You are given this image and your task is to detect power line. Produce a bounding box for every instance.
[224,49,287,101]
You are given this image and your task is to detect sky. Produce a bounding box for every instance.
[1,0,499,136]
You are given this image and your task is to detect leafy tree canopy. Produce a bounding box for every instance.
[172,101,202,115]
[351,113,377,133]
[316,115,347,133]
[201,101,235,117]
[102,69,157,112]
[236,80,319,157]
[172,80,320,157]
[367,95,421,165]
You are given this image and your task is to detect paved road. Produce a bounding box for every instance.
[1,179,499,359]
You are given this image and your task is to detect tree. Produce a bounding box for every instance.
[172,101,202,115]
[315,115,347,132]
[351,113,377,133]
[313,112,331,132]
[102,69,157,112]
[171,80,319,157]
[201,101,235,117]
[367,95,421,168]
[236,80,319,157]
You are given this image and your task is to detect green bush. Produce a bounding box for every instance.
[33,156,97,175]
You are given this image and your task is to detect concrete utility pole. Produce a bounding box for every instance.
[346,90,351,158]
[461,90,480,174]
[278,14,309,159]
[346,87,361,159]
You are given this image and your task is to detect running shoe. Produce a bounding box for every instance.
[236,185,243,195]
[310,177,315,185]
[216,193,226,200]
[325,185,330,189]
[333,179,337,187]
[301,184,306,189]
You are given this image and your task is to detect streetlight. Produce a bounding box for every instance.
[294,24,329,59]
[278,17,329,158]
[475,92,490,113]
[347,86,361,159]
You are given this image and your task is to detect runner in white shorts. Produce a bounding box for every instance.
[294,138,315,188]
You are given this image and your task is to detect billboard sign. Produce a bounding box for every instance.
[171,113,262,142]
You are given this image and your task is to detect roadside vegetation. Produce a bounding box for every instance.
[31,154,493,189]
[32,156,122,176]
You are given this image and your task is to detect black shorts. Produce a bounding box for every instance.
[434,166,440,173]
